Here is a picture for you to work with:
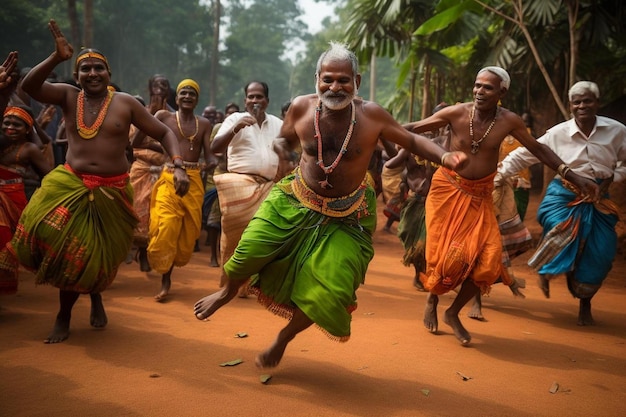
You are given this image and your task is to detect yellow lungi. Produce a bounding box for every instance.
[147,166,204,273]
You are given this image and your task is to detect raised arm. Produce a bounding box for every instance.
[21,19,75,106]
[0,51,18,115]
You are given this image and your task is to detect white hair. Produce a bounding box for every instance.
[316,41,359,77]
[478,66,511,90]
[568,81,600,101]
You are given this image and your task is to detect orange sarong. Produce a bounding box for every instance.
[421,167,504,295]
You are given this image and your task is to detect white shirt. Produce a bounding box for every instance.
[499,116,626,183]
[217,111,282,180]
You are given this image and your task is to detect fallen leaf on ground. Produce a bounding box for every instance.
[235,332,248,338]
[220,358,243,367]
[421,389,430,396]
[260,374,272,384]
[456,371,472,381]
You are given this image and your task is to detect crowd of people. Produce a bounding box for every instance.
[1,19,625,371]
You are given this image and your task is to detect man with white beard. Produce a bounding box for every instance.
[194,42,468,369]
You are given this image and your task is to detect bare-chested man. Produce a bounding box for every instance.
[138,79,216,301]
[6,20,189,344]
[193,42,468,369]
[404,66,599,345]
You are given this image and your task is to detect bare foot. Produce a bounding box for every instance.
[467,294,485,321]
[210,258,219,267]
[578,298,595,326]
[255,340,289,369]
[444,308,471,345]
[44,316,70,344]
[423,293,439,333]
[155,274,171,302]
[90,294,108,328]
[538,275,550,298]
[194,287,236,320]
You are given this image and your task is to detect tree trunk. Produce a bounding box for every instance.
[210,0,221,106]
[83,0,94,48]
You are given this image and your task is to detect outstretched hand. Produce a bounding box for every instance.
[0,51,18,90]
[48,19,73,61]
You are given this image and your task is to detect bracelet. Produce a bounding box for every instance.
[557,163,571,178]
[171,155,183,163]
[440,152,453,166]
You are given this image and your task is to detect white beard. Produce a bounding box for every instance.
[315,83,356,111]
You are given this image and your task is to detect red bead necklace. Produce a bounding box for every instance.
[314,100,356,189]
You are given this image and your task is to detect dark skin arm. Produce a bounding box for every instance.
[0,51,19,116]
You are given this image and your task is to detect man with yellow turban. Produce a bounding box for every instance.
[135,78,217,301]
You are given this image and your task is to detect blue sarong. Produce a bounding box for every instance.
[535,179,618,286]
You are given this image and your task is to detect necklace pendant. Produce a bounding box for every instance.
[319,177,333,189]
[471,142,479,154]
[190,143,194,151]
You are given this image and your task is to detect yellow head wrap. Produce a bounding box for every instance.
[75,51,110,72]
[176,79,200,95]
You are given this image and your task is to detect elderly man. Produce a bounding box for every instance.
[194,42,468,368]
[404,67,598,346]
[499,81,626,326]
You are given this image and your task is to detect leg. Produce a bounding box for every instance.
[45,290,80,344]
[578,297,595,326]
[256,307,314,369]
[194,277,248,320]
[155,266,173,301]
[413,265,425,292]
[538,274,550,298]
[443,279,480,345]
[89,292,108,328]
[207,227,220,267]
[467,292,484,321]
[382,216,395,233]
[137,246,151,272]
[423,292,439,333]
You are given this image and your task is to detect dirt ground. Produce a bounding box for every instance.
[1,192,625,417]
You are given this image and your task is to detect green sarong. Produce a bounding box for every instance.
[225,172,376,341]
[8,165,137,293]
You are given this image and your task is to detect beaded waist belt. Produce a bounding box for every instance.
[290,166,367,218]
[165,161,201,171]
[0,177,23,185]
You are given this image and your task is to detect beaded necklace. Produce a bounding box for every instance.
[76,89,114,139]
[469,104,498,154]
[314,100,356,189]
[175,111,199,150]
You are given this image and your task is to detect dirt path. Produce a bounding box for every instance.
[1,193,625,416]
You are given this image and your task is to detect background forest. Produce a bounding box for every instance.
[1,0,625,135]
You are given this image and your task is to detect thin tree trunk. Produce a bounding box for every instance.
[66,0,80,48]
[83,0,94,48]
[210,0,221,106]
[369,54,376,102]
[421,56,431,120]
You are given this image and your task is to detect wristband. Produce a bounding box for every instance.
[440,152,452,166]
[557,163,571,178]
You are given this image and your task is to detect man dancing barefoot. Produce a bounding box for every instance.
[404,67,598,345]
[194,42,468,368]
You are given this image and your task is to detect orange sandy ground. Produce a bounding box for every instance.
[1,193,625,417]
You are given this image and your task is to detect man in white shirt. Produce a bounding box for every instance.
[499,81,626,326]
[210,81,283,291]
